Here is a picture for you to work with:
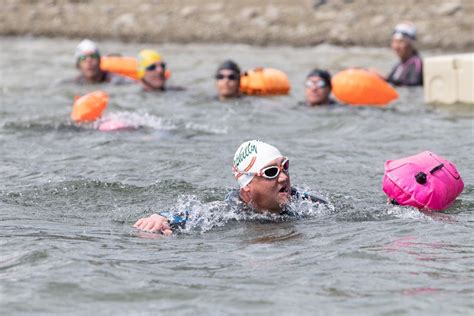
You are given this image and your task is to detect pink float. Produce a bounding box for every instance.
[382,151,464,211]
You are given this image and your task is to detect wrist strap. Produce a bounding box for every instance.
[158,210,190,229]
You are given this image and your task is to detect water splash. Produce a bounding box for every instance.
[184,122,228,135]
[160,191,334,234]
[94,111,176,131]
[384,205,434,220]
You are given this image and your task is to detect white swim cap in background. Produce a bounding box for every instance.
[232,140,283,188]
[75,39,100,60]
[393,22,417,41]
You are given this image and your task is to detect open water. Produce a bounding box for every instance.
[1,37,473,315]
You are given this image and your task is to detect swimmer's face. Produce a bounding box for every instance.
[78,53,101,80]
[245,157,291,213]
[391,37,413,60]
[143,62,167,90]
[305,76,331,106]
[216,69,240,99]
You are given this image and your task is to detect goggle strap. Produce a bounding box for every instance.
[232,158,289,179]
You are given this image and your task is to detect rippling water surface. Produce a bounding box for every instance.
[1,37,473,315]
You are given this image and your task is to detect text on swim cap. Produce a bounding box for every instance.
[234,143,258,167]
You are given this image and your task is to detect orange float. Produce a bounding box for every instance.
[71,90,109,122]
[331,68,399,106]
[240,67,290,95]
[101,56,139,80]
[100,56,171,80]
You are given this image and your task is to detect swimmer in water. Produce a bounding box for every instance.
[137,49,184,92]
[71,39,132,85]
[369,22,423,86]
[304,69,336,106]
[133,140,327,235]
[215,60,242,101]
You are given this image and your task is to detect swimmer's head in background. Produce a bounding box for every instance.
[75,39,100,65]
[392,22,417,42]
[216,60,241,77]
[137,49,162,79]
[232,140,284,188]
[306,69,332,90]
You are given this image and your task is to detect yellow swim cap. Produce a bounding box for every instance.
[137,49,161,79]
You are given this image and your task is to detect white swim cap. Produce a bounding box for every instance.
[393,22,417,41]
[75,39,100,60]
[232,140,283,188]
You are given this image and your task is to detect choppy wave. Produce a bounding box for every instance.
[2,117,80,132]
[0,249,48,271]
[2,111,229,137]
[3,178,469,240]
[3,178,465,237]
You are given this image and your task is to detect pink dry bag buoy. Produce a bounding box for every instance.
[382,151,464,211]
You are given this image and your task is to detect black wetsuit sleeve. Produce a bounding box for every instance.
[291,187,328,204]
[158,210,190,230]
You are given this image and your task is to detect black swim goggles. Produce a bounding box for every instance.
[215,73,239,81]
[253,158,290,180]
[146,62,166,72]
[305,79,327,89]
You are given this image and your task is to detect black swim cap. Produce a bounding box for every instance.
[216,60,241,76]
[306,69,332,89]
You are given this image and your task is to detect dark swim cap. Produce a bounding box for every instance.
[216,60,241,76]
[306,69,332,89]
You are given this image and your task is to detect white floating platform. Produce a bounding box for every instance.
[424,53,474,104]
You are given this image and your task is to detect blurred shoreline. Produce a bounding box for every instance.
[1,0,473,51]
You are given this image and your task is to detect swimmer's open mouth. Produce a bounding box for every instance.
[279,186,289,193]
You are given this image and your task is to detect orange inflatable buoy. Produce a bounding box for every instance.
[71,90,109,122]
[331,69,399,106]
[100,56,171,80]
[101,56,139,80]
[240,67,290,95]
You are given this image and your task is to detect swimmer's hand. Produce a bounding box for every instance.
[133,214,173,236]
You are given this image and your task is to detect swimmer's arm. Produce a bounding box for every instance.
[302,192,328,204]
[291,187,328,204]
[133,210,189,235]
[157,211,189,230]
